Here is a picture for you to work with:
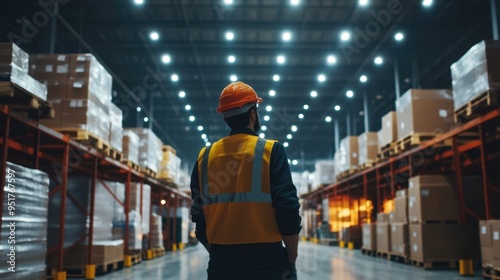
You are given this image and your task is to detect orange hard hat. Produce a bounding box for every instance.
[216,82,263,116]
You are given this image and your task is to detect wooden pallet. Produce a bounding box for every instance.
[128,251,142,265]
[336,168,357,180]
[377,142,397,160]
[0,81,54,119]
[394,133,452,155]
[109,148,123,162]
[483,266,500,280]
[361,248,376,257]
[409,259,458,270]
[376,251,390,259]
[454,90,500,123]
[55,128,111,154]
[122,159,140,171]
[357,161,375,171]
[319,238,339,246]
[48,260,124,278]
[389,253,410,264]
[153,247,166,257]
[141,167,157,178]
[410,220,460,225]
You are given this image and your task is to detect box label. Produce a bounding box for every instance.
[421,189,430,196]
[413,244,418,252]
[494,231,499,241]
[57,65,68,74]
[482,226,487,235]
[439,109,448,118]
[409,181,414,188]
[44,65,53,72]
[413,232,417,238]
[57,55,66,61]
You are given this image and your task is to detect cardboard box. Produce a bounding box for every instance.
[377,212,390,223]
[396,189,407,197]
[408,175,460,223]
[123,130,140,163]
[362,223,377,250]
[358,132,378,165]
[391,196,408,223]
[409,224,463,262]
[391,223,409,256]
[377,223,391,253]
[395,89,454,141]
[377,111,397,149]
[480,220,494,267]
[337,136,358,173]
[341,225,362,244]
[492,220,500,268]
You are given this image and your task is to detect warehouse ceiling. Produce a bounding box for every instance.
[0,0,494,170]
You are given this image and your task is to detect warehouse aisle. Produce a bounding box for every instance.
[99,242,482,280]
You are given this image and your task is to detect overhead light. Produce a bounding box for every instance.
[360,75,368,83]
[422,0,433,7]
[266,105,272,112]
[282,31,292,42]
[189,116,195,122]
[395,32,404,41]
[374,56,383,65]
[198,126,203,131]
[144,117,149,122]
[291,125,298,132]
[288,159,291,164]
[205,142,211,147]
[225,31,234,41]
[298,113,304,119]
[334,105,341,111]
[230,74,238,82]
[136,107,141,112]
[204,138,208,142]
[161,54,171,64]
[224,0,233,4]
[261,125,267,131]
[359,0,368,6]
[287,134,293,140]
[325,116,332,122]
[185,104,191,111]
[160,199,166,205]
[269,90,276,97]
[179,91,186,98]
[264,115,270,121]
[150,31,159,41]
[201,134,207,139]
[317,74,326,82]
[134,0,144,5]
[340,31,351,42]
[327,55,337,65]
[359,111,364,116]
[283,142,289,147]
[228,55,236,63]
[273,74,280,81]
[259,133,265,138]
[310,90,318,98]
[171,74,179,82]
[303,104,309,110]
[290,0,300,5]
[346,90,354,98]
[277,55,286,64]
[292,159,298,166]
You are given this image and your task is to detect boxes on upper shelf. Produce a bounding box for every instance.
[108,102,123,152]
[336,136,358,173]
[123,129,140,163]
[129,128,162,172]
[358,132,378,166]
[377,111,398,150]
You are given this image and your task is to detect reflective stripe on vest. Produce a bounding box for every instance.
[200,137,271,205]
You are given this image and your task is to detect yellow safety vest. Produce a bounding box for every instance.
[197,134,282,245]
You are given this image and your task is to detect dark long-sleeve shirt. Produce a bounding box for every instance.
[190,127,302,244]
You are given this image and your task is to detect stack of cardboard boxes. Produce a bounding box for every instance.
[340,225,362,247]
[150,213,164,250]
[376,212,391,254]
[362,223,377,252]
[158,145,181,184]
[358,132,378,167]
[128,128,163,173]
[377,111,397,153]
[389,190,409,258]
[479,220,500,272]
[122,129,140,164]
[335,136,358,178]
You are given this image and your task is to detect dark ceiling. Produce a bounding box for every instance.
[0,0,495,171]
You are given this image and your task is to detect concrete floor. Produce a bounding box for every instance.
[98,242,483,280]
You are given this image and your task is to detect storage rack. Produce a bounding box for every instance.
[302,108,500,232]
[0,104,190,276]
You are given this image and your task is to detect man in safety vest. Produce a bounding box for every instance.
[190,81,302,280]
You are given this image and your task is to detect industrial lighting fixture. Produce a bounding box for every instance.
[149,31,159,41]
[225,31,234,41]
[185,105,191,111]
[422,0,433,7]
[198,126,203,131]
[283,142,289,147]
[310,90,318,98]
[205,142,211,147]
[171,74,179,82]
[290,0,299,5]
[230,74,238,82]
[143,117,149,122]
[346,90,354,98]
[334,105,341,111]
[340,31,351,42]
[327,55,337,65]
[136,107,141,112]
[298,113,304,119]
[292,159,298,165]
[282,31,292,42]
[360,75,368,83]
[161,54,171,64]
[269,90,276,97]
[317,74,326,82]
[178,91,186,98]
[228,55,236,63]
[201,134,207,139]
[259,133,265,138]
[189,116,195,122]
[266,105,272,112]
[291,125,298,132]
[160,199,166,205]
[203,138,208,142]
[264,115,270,121]
[303,104,309,110]
[374,56,383,65]
[287,134,293,139]
[277,55,286,64]
[261,126,267,131]
[359,0,368,6]
[134,0,144,5]
[224,0,233,4]
[273,74,280,81]
[395,32,404,41]
[325,116,332,122]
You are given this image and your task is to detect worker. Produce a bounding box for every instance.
[190,81,302,280]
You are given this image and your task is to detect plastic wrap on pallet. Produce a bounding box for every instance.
[337,136,358,173]
[122,129,140,163]
[314,160,335,186]
[151,213,164,249]
[358,132,378,165]
[112,210,142,250]
[159,149,181,183]
[0,162,49,280]
[109,102,123,152]
[129,183,151,234]
[129,128,162,172]
[451,40,500,110]
[395,89,454,140]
